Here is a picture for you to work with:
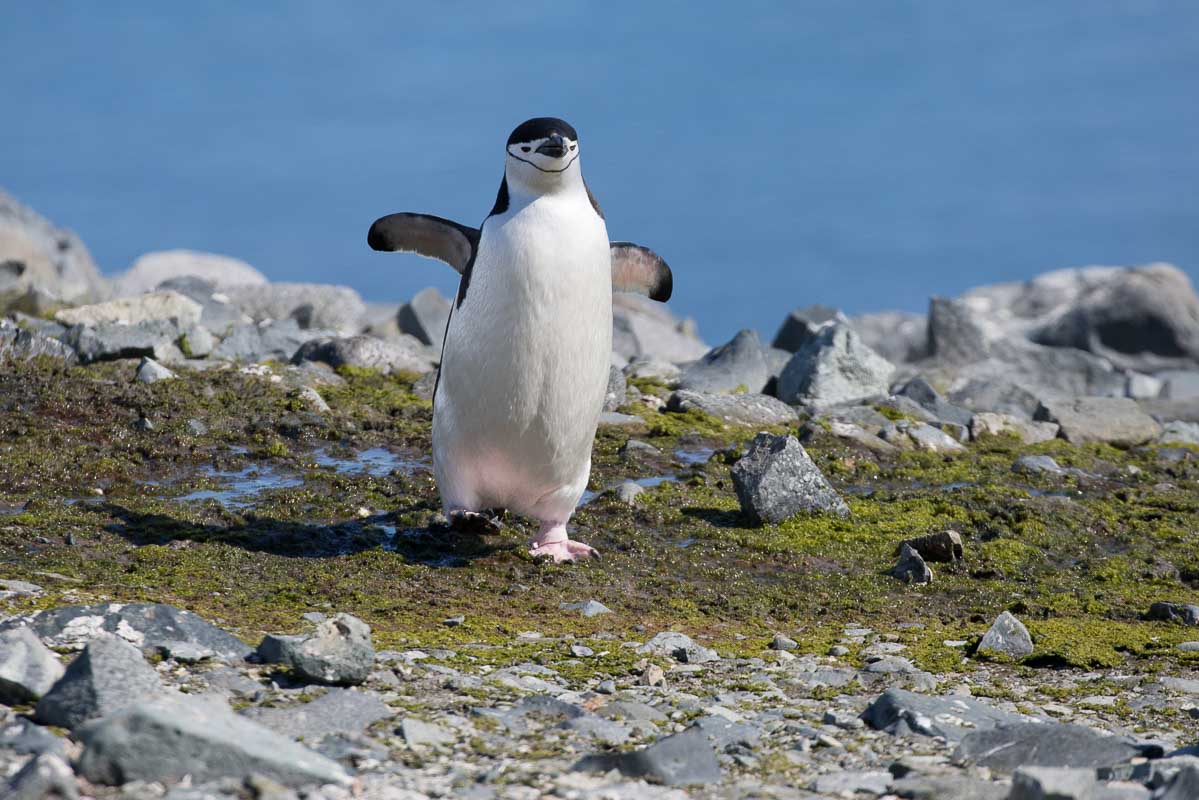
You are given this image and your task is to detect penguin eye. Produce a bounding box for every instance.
[521,146,531,153]
[569,144,576,151]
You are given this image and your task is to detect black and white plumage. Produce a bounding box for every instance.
[367,117,673,562]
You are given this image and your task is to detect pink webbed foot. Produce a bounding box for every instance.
[529,522,598,563]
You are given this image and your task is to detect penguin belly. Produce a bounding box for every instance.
[433,197,612,523]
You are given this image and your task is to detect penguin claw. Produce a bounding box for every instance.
[529,539,599,564]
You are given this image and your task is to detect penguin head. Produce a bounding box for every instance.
[504,117,581,193]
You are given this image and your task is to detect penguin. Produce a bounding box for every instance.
[367,117,672,562]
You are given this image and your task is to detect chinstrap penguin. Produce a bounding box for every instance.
[368,117,673,562]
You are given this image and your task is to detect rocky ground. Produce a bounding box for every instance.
[2,190,1199,799]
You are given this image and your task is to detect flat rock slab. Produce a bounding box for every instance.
[861,688,1030,742]
[1034,397,1162,446]
[76,694,349,788]
[667,390,798,426]
[2,602,253,660]
[242,688,393,741]
[954,722,1160,771]
[574,726,722,786]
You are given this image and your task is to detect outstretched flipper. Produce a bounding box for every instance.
[367,213,479,274]
[367,215,672,303]
[609,242,672,302]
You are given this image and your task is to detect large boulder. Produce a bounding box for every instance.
[62,320,183,364]
[397,286,451,350]
[1034,397,1162,446]
[927,296,992,365]
[0,188,103,306]
[731,433,849,524]
[114,250,267,297]
[776,324,894,408]
[771,304,847,353]
[55,290,202,329]
[156,275,254,334]
[849,310,929,365]
[0,627,64,703]
[230,282,368,336]
[612,294,708,364]
[677,329,769,393]
[35,637,164,729]
[211,319,335,363]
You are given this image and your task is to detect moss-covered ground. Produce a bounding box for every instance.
[2,356,1197,681]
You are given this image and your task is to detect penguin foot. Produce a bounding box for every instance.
[529,523,598,563]
[447,509,502,535]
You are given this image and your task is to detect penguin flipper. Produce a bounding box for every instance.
[610,242,673,302]
[367,213,480,275]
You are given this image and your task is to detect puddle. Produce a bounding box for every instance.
[674,448,714,466]
[579,449,712,507]
[313,447,428,477]
[175,464,303,508]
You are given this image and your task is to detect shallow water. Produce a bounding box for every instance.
[312,447,428,477]
[175,464,304,508]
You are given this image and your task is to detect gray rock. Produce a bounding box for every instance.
[256,613,374,686]
[0,626,64,703]
[598,411,645,427]
[0,578,44,598]
[777,323,894,408]
[1013,454,1066,475]
[1161,369,1199,400]
[115,250,267,296]
[35,637,164,729]
[56,290,202,329]
[624,356,682,384]
[1034,397,1162,446]
[0,716,69,756]
[614,481,645,505]
[1146,601,1199,626]
[75,694,349,788]
[0,188,103,305]
[560,600,612,617]
[852,310,929,365]
[574,725,722,786]
[63,319,183,363]
[970,411,1060,443]
[772,304,847,352]
[1158,420,1199,444]
[612,294,708,364]
[949,377,1044,418]
[896,375,975,426]
[136,356,176,384]
[811,770,892,796]
[1008,767,1098,800]
[397,286,451,349]
[674,642,719,664]
[769,633,798,651]
[2,602,253,659]
[157,276,253,334]
[678,329,769,393]
[890,774,1008,800]
[666,389,798,426]
[604,364,627,412]
[954,722,1156,771]
[156,640,215,663]
[411,369,437,401]
[210,319,328,363]
[292,334,434,375]
[229,282,367,336]
[861,688,1028,741]
[0,318,78,363]
[180,324,216,357]
[637,631,699,657]
[891,543,933,584]
[4,753,79,800]
[400,716,455,747]
[1158,767,1199,800]
[904,421,968,452]
[731,433,849,524]
[976,611,1034,659]
[927,295,991,365]
[1125,371,1164,400]
[902,530,964,563]
[244,688,393,741]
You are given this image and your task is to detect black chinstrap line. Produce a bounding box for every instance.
[506,149,580,174]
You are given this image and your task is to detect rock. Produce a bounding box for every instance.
[55,290,202,329]
[180,324,216,357]
[927,296,991,365]
[902,421,968,452]
[210,319,331,363]
[0,318,77,363]
[574,726,722,786]
[624,357,682,384]
[777,323,894,408]
[292,334,434,375]
[612,294,709,364]
[400,717,455,747]
[598,411,645,428]
[1161,369,1199,400]
[666,390,798,426]
[62,319,183,363]
[769,634,798,651]
[0,578,44,599]
[1029,263,1199,372]
[976,611,1034,659]
[1034,397,1161,446]
[861,688,1028,741]
[945,342,1125,411]
[136,356,175,384]
[0,626,64,703]
[674,642,719,664]
[895,375,975,426]
[949,377,1044,418]
[852,310,930,364]
[1159,767,1199,800]
[115,250,267,296]
[970,412,1060,443]
[2,602,253,659]
[954,722,1156,771]
[397,286,451,349]
[1158,420,1199,445]
[614,481,645,505]
[1125,371,1164,399]
[75,694,349,788]
[560,600,612,617]
[772,304,847,352]
[244,688,393,741]
[810,419,897,453]
[678,329,769,393]
[0,716,69,757]
[637,631,699,657]
[1008,767,1099,800]
[890,774,1008,800]
[229,282,367,336]
[157,276,253,333]
[730,433,849,524]
[1013,454,1066,475]
[811,770,892,796]
[4,753,79,800]
[0,188,103,305]
[1146,602,1199,626]
[256,613,374,686]
[902,530,963,563]
[891,543,932,584]
[604,364,627,412]
[35,637,164,729]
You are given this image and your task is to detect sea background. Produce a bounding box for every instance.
[3,2,1197,343]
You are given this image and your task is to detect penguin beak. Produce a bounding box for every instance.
[535,134,567,158]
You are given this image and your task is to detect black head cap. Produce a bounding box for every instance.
[507,117,578,146]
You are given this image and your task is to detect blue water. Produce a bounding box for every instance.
[3,3,1197,343]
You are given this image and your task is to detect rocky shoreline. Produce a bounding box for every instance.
[2,189,1198,798]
